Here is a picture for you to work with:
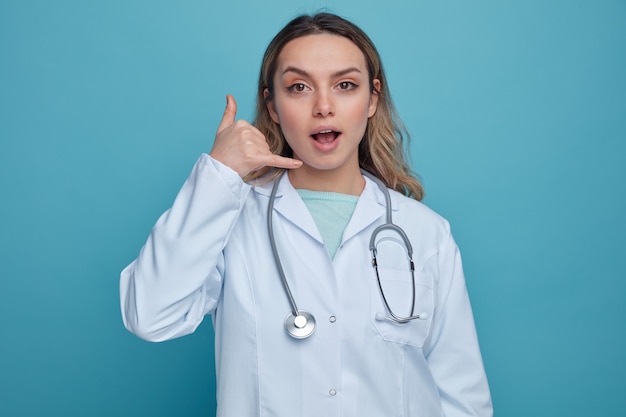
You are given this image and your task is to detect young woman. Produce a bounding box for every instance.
[121,12,492,417]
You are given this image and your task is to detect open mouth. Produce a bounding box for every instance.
[311,129,340,144]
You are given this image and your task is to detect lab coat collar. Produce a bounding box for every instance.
[253,171,400,245]
[342,175,399,243]
[254,172,322,243]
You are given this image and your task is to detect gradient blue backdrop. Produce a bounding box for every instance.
[1,1,624,416]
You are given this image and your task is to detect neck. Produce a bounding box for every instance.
[288,164,365,196]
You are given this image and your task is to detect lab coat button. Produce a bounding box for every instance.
[329,388,337,396]
[329,315,336,323]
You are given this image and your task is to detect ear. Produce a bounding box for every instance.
[264,88,280,123]
[368,79,381,118]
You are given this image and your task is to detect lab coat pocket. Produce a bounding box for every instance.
[369,237,434,347]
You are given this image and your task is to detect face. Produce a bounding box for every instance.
[266,34,380,178]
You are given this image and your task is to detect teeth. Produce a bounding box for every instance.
[318,129,333,134]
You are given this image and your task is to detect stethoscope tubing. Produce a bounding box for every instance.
[267,170,299,317]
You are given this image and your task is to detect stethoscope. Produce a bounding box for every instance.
[267,169,426,339]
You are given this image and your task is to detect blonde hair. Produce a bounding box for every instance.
[248,12,424,201]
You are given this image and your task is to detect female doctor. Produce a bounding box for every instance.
[120,12,492,417]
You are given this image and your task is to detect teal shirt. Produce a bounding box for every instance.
[296,189,359,259]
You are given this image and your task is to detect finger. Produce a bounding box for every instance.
[217,94,237,133]
[261,155,303,170]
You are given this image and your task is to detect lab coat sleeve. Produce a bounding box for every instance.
[120,154,251,342]
[425,226,493,417]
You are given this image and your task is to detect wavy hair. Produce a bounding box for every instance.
[248,12,424,201]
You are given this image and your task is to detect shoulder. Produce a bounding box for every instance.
[390,189,448,226]
[389,189,452,241]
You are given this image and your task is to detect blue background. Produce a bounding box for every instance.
[1,0,624,415]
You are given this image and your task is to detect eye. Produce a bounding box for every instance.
[287,83,308,93]
[338,81,357,90]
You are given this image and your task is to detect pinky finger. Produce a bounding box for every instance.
[264,155,303,170]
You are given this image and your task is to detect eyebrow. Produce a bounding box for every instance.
[281,66,362,78]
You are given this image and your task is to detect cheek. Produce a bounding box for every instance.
[274,104,301,131]
[352,92,374,114]
[354,99,374,124]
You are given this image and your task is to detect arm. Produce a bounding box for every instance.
[425,227,493,416]
[120,155,250,342]
[120,95,301,342]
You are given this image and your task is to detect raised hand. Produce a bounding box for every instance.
[209,95,302,178]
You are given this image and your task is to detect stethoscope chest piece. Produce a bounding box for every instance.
[284,310,316,339]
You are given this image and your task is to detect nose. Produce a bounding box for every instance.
[313,90,334,117]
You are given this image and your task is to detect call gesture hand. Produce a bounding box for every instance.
[209,95,302,178]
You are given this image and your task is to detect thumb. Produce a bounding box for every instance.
[217,94,237,133]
